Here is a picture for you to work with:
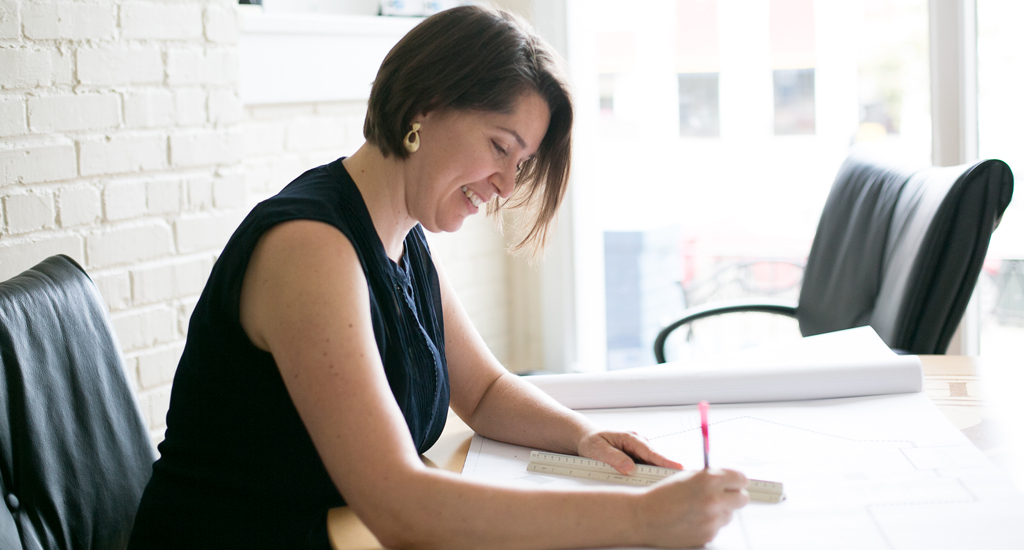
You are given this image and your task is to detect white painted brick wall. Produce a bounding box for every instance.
[0,234,85,280]
[23,2,116,40]
[1,1,517,445]
[110,305,178,352]
[121,3,204,41]
[136,343,186,390]
[77,48,164,86]
[170,128,243,168]
[79,133,167,176]
[131,255,213,305]
[91,270,132,312]
[0,142,77,184]
[146,178,183,214]
[86,222,175,268]
[4,191,55,234]
[174,211,242,253]
[204,5,239,44]
[103,180,148,221]
[166,48,238,87]
[28,93,120,133]
[241,120,286,157]
[0,97,27,136]
[0,1,20,39]
[124,90,175,129]
[208,89,242,124]
[213,169,245,208]
[172,88,205,126]
[0,48,54,88]
[185,174,213,209]
[0,0,248,445]
[285,116,348,151]
[58,185,102,227]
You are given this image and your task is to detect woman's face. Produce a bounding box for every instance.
[404,91,551,234]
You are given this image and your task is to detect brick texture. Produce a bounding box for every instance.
[77,48,164,86]
[0,97,27,136]
[0,1,20,39]
[0,142,77,184]
[4,191,55,233]
[0,48,54,89]
[79,133,167,176]
[23,2,116,40]
[121,3,203,41]
[28,93,120,133]
[0,1,514,446]
[58,186,102,227]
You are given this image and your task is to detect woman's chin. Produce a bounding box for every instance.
[425,217,467,234]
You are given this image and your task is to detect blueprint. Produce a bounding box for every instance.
[462,392,1024,549]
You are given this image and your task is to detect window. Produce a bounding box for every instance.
[678,73,720,137]
[977,0,1024,361]
[565,0,932,370]
[773,68,815,135]
[596,31,638,134]
[677,0,720,137]
[770,0,816,135]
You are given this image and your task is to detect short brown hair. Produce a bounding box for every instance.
[364,5,573,254]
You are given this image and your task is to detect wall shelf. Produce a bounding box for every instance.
[240,12,422,105]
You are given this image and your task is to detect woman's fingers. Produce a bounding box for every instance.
[593,443,638,475]
[616,433,683,470]
[579,430,684,474]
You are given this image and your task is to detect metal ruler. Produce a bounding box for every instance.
[527,451,785,503]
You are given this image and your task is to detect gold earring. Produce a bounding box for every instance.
[403,122,421,153]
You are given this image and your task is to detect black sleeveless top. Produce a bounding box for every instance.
[128,158,450,549]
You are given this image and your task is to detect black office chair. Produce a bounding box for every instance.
[654,149,1014,363]
[0,255,155,550]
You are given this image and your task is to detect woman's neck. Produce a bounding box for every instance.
[342,144,418,262]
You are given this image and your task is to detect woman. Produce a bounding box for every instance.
[128,6,748,549]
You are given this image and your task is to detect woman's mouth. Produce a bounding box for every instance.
[462,186,484,207]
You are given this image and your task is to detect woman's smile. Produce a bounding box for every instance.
[461,185,486,208]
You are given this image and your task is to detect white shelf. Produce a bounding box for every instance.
[240,12,423,105]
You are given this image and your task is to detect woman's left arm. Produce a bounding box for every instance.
[436,257,682,474]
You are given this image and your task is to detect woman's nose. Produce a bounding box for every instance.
[494,161,518,199]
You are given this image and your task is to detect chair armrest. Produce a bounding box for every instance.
[653,298,799,363]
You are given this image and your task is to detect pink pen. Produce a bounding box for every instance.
[699,400,710,469]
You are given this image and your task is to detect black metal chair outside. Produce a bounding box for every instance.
[654,149,1014,363]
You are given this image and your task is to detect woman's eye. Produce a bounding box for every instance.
[492,140,508,156]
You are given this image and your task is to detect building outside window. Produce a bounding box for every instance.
[567,0,933,369]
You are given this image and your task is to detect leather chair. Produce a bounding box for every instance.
[0,255,155,550]
[654,149,1014,363]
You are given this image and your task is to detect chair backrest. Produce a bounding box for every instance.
[0,255,155,550]
[798,149,1013,354]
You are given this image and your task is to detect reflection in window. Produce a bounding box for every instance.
[599,73,615,115]
[773,68,816,135]
[596,31,636,133]
[678,73,720,137]
[770,0,816,136]
[676,0,719,137]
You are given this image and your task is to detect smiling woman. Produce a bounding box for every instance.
[364,5,574,253]
[126,6,747,550]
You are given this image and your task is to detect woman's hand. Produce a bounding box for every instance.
[577,429,683,475]
[641,468,749,548]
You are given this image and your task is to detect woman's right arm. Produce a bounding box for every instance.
[238,220,748,550]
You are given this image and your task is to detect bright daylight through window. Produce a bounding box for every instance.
[572,0,938,370]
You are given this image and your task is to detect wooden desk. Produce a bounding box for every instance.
[327,356,989,550]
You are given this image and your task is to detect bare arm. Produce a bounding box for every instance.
[240,221,746,549]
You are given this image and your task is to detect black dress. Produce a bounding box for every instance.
[128,158,450,549]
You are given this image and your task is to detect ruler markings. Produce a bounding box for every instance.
[527,451,785,503]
